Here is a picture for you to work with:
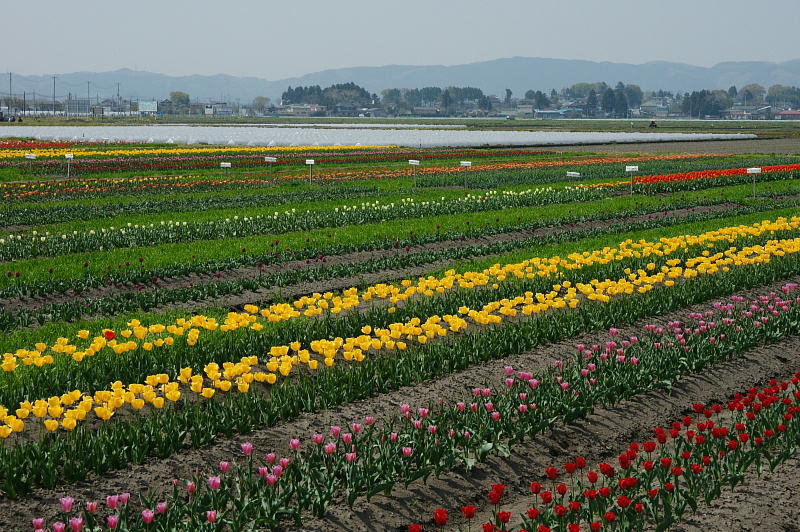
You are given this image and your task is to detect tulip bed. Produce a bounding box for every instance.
[2,144,800,532]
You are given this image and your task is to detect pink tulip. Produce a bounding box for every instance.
[207,510,217,523]
[69,517,83,532]
[289,438,300,450]
[208,476,221,490]
[504,365,514,375]
[280,457,290,468]
[390,432,398,442]
[324,442,336,454]
[456,402,465,411]
[85,501,97,513]
[107,516,119,530]
[346,452,357,463]
[313,434,324,444]
[60,497,74,513]
[187,481,196,493]
[365,416,374,425]
[53,522,66,532]
[272,465,283,477]
[157,502,167,514]
[402,447,412,457]
[266,474,277,486]
[352,423,362,434]
[241,442,253,455]
[120,493,130,505]
[331,426,341,437]
[106,495,119,509]
[33,519,45,530]
[492,412,501,421]
[342,433,352,444]
[219,461,229,472]
[142,509,154,524]
[258,467,269,478]
[266,452,276,463]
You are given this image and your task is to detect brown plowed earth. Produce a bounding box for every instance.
[2,275,800,531]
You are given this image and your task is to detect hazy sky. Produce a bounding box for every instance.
[4,0,799,80]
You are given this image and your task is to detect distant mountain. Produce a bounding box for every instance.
[13,58,800,104]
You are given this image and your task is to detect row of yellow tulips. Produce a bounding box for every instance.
[4,217,798,371]
[1,223,799,437]
[0,144,396,160]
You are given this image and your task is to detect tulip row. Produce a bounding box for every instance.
[0,185,381,227]
[0,194,749,292]
[621,163,800,194]
[24,284,800,530]
[0,186,599,261]
[272,154,726,185]
[421,369,800,532]
[0,144,397,160]
[4,198,785,331]
[4,215,800,399]
[1,153,743,203]
[0,223,799,500]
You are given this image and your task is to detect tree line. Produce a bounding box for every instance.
[166,80,800,118]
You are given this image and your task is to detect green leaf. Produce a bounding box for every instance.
[656,515,676,532]
[366,481,395,501]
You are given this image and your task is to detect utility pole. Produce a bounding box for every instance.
[116,82,120,114]
[8,72,11,114]
[87,82,91,118]
[53,77,56,116]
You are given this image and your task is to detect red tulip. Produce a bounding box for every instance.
[462,505,476,519]
[434,508,447,527]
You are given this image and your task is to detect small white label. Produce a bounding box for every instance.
[460,161,472,167]
[305,159,315,165]
[220,162,231,168]
[408,159,420,165]
[264,156,277,163]
[64,154,74,159]
[746,167,762,174]
[566,172,581,178]
[625,166,639,172]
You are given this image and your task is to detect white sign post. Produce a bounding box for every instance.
[626,165,639,194]
[65,153,74,178]
[306,159,315,184]
[265,156,277,178]
[24,153,36,174]
[747,167,762,198]
[409,159,420,187]
[566,171,581,188]
[460,161,471,188]
[220,162,231,178]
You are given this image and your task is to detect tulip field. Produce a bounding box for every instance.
[2,137,800,531]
